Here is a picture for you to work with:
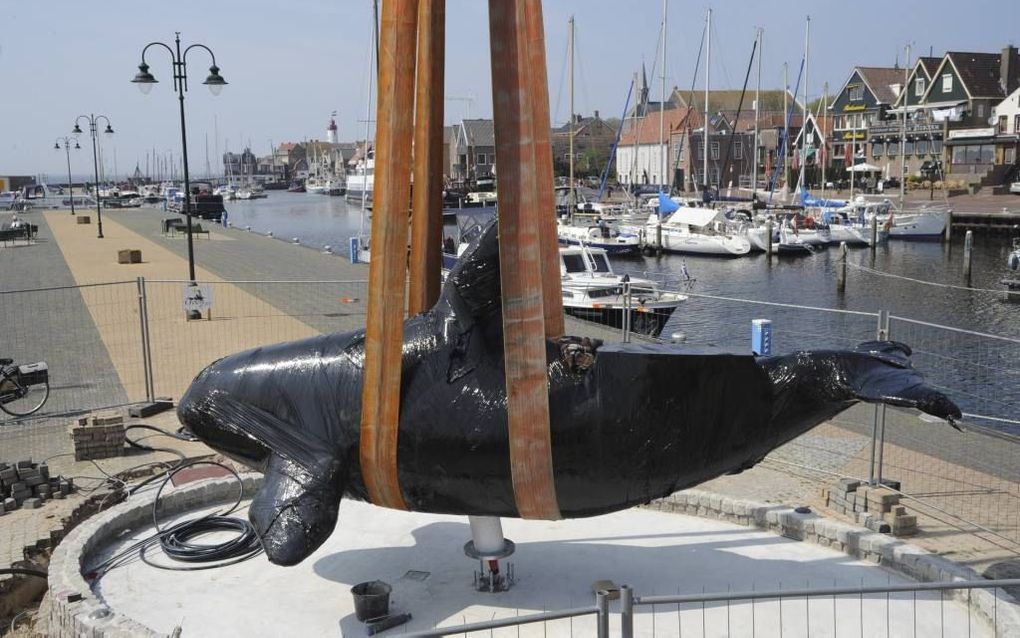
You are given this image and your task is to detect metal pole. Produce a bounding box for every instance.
[868,309,889,485]
[621,585,634,638]
[875,310,890,483]
[703,8,711,193]
[136,277,154,402]
[140,277,155,401]
[65,142,76,215]
[963,229,973,283]
[870,214,878,252]
[568,15,575,220]
[595,591,609,638]
[765,218,773,257]
[174,35,198,286]
[659,0,666,192]
[622,279,632,342]
[88,119,104,238]
[837,241,847,292]
[900,44,910,208]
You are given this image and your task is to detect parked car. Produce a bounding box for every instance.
[1010,181,1020,195]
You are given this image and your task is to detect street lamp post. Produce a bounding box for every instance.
[53,137,81,215]
[72,115,114,238]
[131,32,226,288]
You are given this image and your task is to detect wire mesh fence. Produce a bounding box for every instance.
[142,280,367,401]
[0,281,141,423]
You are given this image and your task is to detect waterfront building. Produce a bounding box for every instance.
[925,47,1020,187]
[447,119,495,182]
[991,85,1020,187]
[550,111,618,179]
[880,57,944,181]
[828,66,902,178]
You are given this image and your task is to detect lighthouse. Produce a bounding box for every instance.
[327,113,338,145]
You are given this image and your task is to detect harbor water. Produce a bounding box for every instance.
[222,192,1019,434]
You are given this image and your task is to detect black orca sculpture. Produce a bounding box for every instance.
[178,221,960,566]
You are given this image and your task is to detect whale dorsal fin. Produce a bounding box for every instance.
[441,219,502,322]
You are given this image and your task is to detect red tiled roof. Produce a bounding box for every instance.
[619,107,700,145]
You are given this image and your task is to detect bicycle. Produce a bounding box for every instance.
[0,358,50,417]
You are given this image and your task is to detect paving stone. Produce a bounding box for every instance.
[22,497,42,509]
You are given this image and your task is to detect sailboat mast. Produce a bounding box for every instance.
[568,15,575,219]
[900,43,910,209]
[753,27,762,195]
[822,82,828,197]
[783,62,789,189]
[659,0,667,192]
[803,16,810,191]
[703,8,711,193]
[361,0,378,217]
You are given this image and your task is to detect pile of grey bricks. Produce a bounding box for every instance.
[69,412,126,461]
[0,459,75,513]
[821,478,918,536]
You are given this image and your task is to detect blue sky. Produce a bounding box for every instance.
[2,0,1018,179]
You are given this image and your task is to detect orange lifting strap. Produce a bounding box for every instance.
[360,0,564,520]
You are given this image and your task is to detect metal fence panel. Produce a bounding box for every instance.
[142,280,367,401]
[0,281,142,424]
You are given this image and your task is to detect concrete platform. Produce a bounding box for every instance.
[58,481,997,637]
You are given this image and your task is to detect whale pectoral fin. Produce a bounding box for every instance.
[844,341,962,428]
[249,454,346,566]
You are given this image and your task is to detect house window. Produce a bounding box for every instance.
[873,143,884,158]
[710,141,720,160]
[915,77,925,96]
[931,139,943,155]
[710,167,720,185]
[888,142,899,157]
[734,142,743,159]
[1006,148,1016,165]
[903,141,914,156]
[915,140,928,155]
[941,74,953,93]
[458,154,467,166]
[477,153,487,165]
[1015,114,1020,134]
[999,116,1009,134]
[849,85,863,102]
[976,103,985,119]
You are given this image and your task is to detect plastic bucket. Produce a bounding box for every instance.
[351,580,392,622]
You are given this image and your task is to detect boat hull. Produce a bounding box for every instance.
[563,304,678,337]
[656,230,751,256]
[557,237,640,255]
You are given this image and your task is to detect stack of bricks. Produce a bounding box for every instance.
[821,478,919,537]
[0,459,75,513]
[69,413,126,461]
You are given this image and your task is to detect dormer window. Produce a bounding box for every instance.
[942,74,953,93]
[915,77,925,96]
[849,85,863,102]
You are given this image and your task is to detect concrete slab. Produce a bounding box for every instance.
[89,499,989,637]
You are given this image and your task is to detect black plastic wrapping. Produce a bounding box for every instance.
[178,220,961,566]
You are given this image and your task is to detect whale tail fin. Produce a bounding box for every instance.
[842,341,962,428]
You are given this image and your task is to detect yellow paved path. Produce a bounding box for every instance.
[45,211,319,402]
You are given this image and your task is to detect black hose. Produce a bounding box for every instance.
[90,460,262,577]
[0,567,47,579]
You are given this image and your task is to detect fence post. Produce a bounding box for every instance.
[870,215,878,254]
[595,590,610,638]
[622,277,632,343]
[963,229,973,284]
[869,309,890,484]
[620,585,634,638]
[765,218,773,257]
[837,241,847,293]
[136,277,154,402]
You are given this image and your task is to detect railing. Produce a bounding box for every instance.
[405,579,1020,637]
[2,276,1018,549]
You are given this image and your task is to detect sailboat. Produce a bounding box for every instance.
[348,0,377,264]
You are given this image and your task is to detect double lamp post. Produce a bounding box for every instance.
[72,115,114,238]
[53,136,80,215]
[131,32,226,286]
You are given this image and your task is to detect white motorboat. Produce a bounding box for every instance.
[880,208,949,239]
[559,245,686,336]
[637,207,752,256]
[556,219,641,256]
[304,177,328,195]
[17,184,95,211]
[346,151,374,205]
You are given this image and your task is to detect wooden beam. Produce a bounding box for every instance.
[360,0,418,511]
[488,0,561,520]
[523,0,564,338]
[408,0,446,315]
